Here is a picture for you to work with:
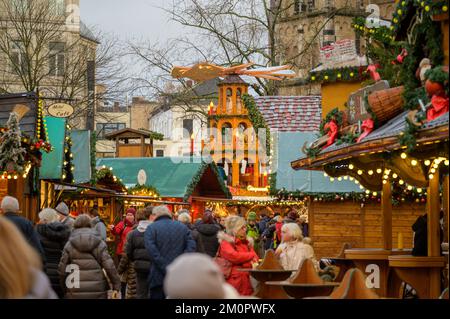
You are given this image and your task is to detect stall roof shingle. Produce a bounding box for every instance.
[254,96,322,132]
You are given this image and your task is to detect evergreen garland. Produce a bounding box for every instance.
[62,133,74,183]
[95,167,126,192]
[308,66,369,84]
[128,184,160,197]
[319,108,344,135]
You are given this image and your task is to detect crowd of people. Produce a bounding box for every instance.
[0,195,324,299]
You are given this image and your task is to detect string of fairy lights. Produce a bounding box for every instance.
[322,154,449,202]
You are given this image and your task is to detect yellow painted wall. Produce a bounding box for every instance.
[321,82,362,118]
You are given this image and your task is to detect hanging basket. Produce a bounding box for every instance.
[367,86,405,123]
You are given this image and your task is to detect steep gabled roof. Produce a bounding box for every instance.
[254,96,322,132]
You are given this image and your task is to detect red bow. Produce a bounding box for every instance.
[391,48,408,65]
[427,95,449,121]
[366,64,381,82]
[356,119,374,143]
[323,120,338,149]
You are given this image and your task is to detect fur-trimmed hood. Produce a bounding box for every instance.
[217,231,254,247]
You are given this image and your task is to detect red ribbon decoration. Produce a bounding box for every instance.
[391,48,408,65]
[366,64,381,82]
[356,119,374,143]
[323,120,338,149]
[427,95,449,121]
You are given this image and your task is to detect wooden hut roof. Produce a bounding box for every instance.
[291,112,449,170]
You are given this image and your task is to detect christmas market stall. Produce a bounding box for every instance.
[96,157,232,220]
[291,0,449,298]
[1,92,52,221]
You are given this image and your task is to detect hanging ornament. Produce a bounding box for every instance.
[391,48,408,64]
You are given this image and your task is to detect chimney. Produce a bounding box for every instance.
[113,102,120,112]
[186,80,193,88]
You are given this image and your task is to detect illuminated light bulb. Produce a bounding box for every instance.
[429,174,434,180]
[445,160,449,166]
[400,153,407,159]
[417,188,422,193]
[407,185,413,191]
[376,169,382,174]
[355,180,359,184]
[383,175,389,180]
[102,165,106,169]
[424,160,431,166]
[344,176,348,180]
[430,168,436,174]
[433,164,439,169]
[357,170,363,175]
[349,164,354,170]
[13,175,18,179]
[110,167,113,171]
[349,177,354,181]
[411,159,417,166]
[365,190,370,194]
[382,180,387,184]
[392,173,398,179]
[368,170,374,175]
[372,192,377,196]
[399,180,404,185]
[23,174,27,178]
[7,175,11,179]
[323,172,328,177]
[338,177,342,181]
[329,177,335,182]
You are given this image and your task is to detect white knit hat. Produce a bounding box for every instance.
[38,208,60,224]
[1,196,20,213]
[55,202,69,216]
[164,253,229,299]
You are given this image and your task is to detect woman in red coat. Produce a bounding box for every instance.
[109,208,136,257]
[217,216,259,296]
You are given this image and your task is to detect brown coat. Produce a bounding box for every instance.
[58,228,120,299]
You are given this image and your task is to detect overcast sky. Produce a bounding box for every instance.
[80,0,183,42]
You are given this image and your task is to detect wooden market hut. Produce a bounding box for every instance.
[96,157,232,220]
[105,128,162,158]
[0,92,46,221]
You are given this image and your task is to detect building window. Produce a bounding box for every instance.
[11,41,27,73]
[183,119,193,139]
[49,42,65,76]
[51,0,65,16]
[156,150,164,157]
[96,123,126,139]
[294,0,300,14]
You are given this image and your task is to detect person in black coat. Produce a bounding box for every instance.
[125,206,153,299]
[36,208,71,298]
[192,211,221,257]
[0,196,45,263]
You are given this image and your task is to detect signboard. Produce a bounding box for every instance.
[320,39,357,65]
[137,169,147,186]
[347,80,390,124]
[48,103,74,118]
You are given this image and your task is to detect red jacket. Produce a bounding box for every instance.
[112,220,135,255]
[217,232,258,296]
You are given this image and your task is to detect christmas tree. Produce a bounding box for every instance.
[0,112,27,174]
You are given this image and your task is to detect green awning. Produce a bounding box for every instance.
[96,157,231,200]
[40,117,66,180]
[71,130,92,184]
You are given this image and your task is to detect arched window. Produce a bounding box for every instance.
[226,88,233,114]
[238,122,248,144]
[221,122,232,144]
[236,88,243,113]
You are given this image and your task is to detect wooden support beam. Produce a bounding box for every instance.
[443,175,449,244]
[382,179,392,250]
[427,167,440,257]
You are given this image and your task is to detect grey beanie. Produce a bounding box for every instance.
[55,202,69,216]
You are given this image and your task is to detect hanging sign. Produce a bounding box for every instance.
[48,103,74,118]
[137,169,147,186]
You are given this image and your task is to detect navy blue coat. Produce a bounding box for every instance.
[144,215,196,289]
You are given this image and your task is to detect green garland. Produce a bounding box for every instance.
[62,133,74,183]
[308,66,369,84]
[319,108,344,135]
[336,132,358,146]
[241,94,271,155]
[269,172,277,196]
[95,167,126,191]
